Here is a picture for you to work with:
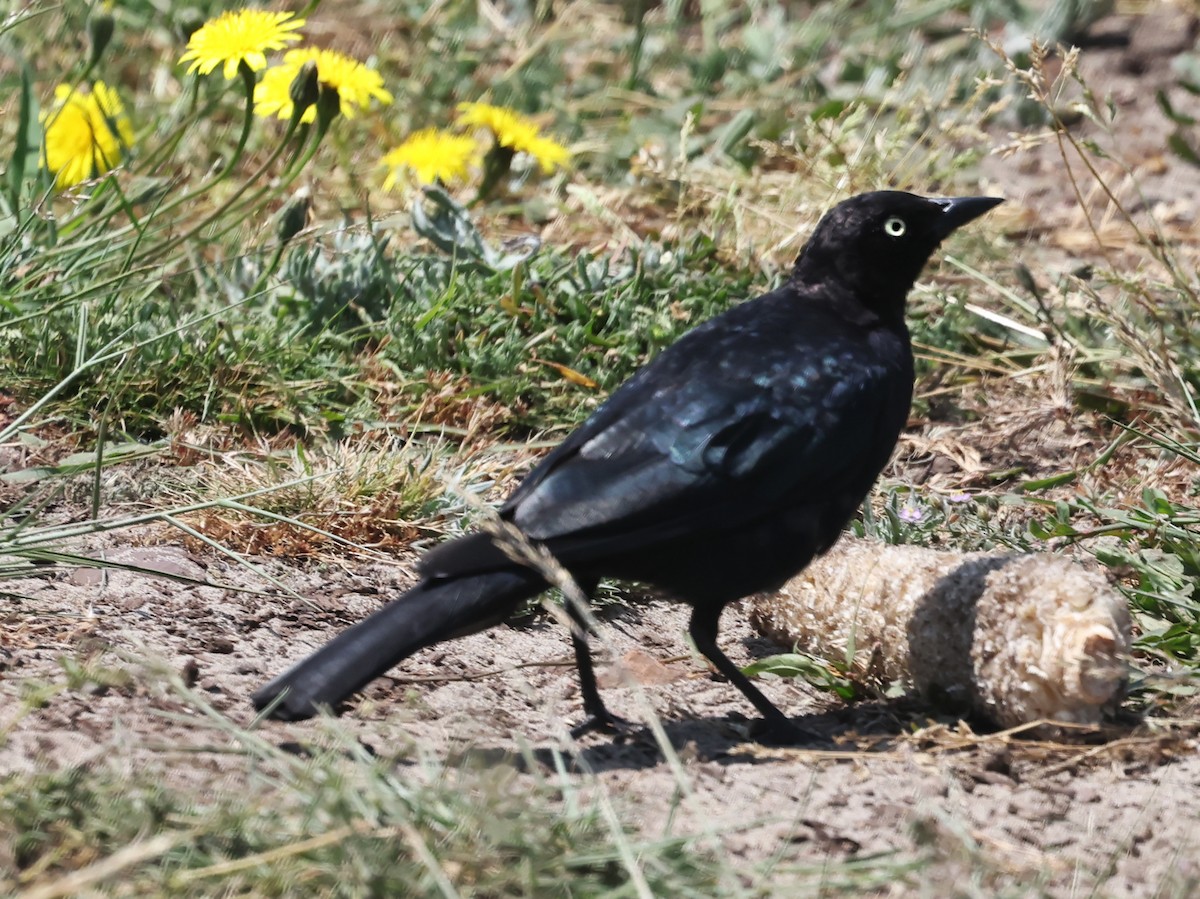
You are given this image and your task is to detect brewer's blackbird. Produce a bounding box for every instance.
[252,190,1002,741]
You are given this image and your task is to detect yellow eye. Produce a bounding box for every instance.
[884,216,906,237]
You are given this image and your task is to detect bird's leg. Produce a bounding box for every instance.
[688,603,817,745]
[568,625,637,738]
[563,581,637,738]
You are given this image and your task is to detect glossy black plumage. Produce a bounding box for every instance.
[252,190,1002,740]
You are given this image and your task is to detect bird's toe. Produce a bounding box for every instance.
[570,709,639,740]
[748,717,821,746]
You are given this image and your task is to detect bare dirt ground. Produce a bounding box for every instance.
[4,7,1200,896]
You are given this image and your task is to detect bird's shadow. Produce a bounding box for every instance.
[440,698,940,776]
[441,699,1131,777]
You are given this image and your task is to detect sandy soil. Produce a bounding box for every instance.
[4,7,1200,896]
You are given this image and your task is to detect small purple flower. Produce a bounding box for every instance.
[898,502,923,523]
[948,491,972,503]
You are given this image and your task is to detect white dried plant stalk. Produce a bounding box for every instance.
[749,541,1132,729]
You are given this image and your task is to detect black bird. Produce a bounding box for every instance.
[253,191,1002,740]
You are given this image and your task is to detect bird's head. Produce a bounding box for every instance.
[791,191,1003,321]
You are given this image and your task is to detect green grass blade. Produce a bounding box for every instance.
[6,62,36,214]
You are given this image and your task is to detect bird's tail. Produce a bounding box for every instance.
[252,567,546,720]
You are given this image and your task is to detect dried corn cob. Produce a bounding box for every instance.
[749,541,1131,729]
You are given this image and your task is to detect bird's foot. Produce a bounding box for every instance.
[570,708,639,740]
[748,717,821,747]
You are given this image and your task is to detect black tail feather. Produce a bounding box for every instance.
[252,568,545,720]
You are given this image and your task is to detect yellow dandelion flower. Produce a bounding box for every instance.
[255,47,393,122]
[40,81,134,188]
[380,129,478,188]
[456,102,535,145]
[179,9,305,80]
[456,101,571,173]
[522,133,572,173]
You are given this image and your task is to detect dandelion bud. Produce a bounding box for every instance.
[288,61,320,119]
[315,82,341,129]
[175,7,205,43]
[476,143,515,201]
[276,188,311,244]
[87,7,115,68]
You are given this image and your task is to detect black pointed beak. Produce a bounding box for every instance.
[930,196,1004,239]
